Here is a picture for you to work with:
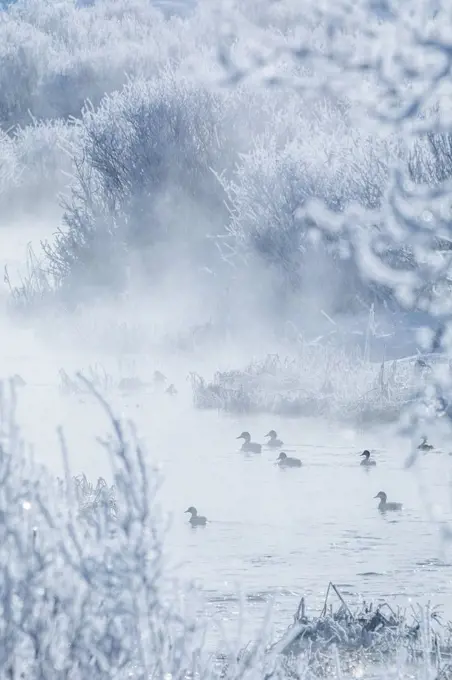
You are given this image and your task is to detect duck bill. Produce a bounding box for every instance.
[236,435,243,439]
[373,494,379,498]
[265,432,271,437]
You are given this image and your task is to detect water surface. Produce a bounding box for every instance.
[10,380,452,648]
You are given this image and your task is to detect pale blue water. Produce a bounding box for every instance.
[158,410,452,644]
[10,377,452,649]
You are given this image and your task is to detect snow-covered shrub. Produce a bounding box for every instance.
[0,16,52,127]
[7,0,452,338]
[0,127,20,195]
[40,75,237,302]
[409,133,452,189]
[4,244,56,315]
[0,0,218,126]
[190,348,430,424]
[38,73,405,320]
[0,119,78,216]
[73,473,117,525]
[220,123,393,316]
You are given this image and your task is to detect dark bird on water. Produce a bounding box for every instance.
[374,491,402,512]
[360,450,376,466]
[185,506,207,526]
[276,452,302,468]
[237,432,262,453]
[265,430,284,448]
[418,437,433,451]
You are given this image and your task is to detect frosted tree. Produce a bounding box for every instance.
[212,0,452,451]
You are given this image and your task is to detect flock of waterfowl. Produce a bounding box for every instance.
[186,430,435,525]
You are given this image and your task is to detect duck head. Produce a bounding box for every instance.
[185,506,197,516]
[374,491,387,502]
[265,430,277,439]
[237,431,251,441]
[277,452,287,461]
[361,450,371,459]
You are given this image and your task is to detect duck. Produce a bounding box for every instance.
[374,491,402,512]
[360,450,376,466]
[184,506,207,526]
[265,430,284,448]
[276,452,302,468]
[237,432,262,453]
[418,436,434,451]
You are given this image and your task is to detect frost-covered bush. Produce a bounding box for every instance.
[40,75,238,301]
[8,0,452,337]
[24,74,403,317]
[0,0,218,127]
[221,120,394,315]
[0,119,78,216]
[0,16,50,127]
[0,127,20,195]
[190,349,437,424]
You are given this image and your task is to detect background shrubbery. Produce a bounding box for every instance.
[2,0,452,375]
[2,0,452,337]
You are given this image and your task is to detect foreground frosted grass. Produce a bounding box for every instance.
[0,378,211,679]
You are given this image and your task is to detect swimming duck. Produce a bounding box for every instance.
[360,450,376,466]
[374,491,402,512]
[185,506,207,526]
[418,436,434,451]
[276,452,302,468]
[265,430,284,448]
[237,432,262,453]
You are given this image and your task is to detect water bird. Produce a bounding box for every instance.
[276,452,302,468]
[374,491,402,512]
[237,432,262,453]
[418,436,433,451]
[165,383,177,395]
[265,430,284,448]
[185,506,207,526]
[360,450,376,466]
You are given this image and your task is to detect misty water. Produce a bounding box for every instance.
[1,221,452,654]
[7,362,452,649]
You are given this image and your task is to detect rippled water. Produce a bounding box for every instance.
[158,411,452,647]
[10,376,452,652]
